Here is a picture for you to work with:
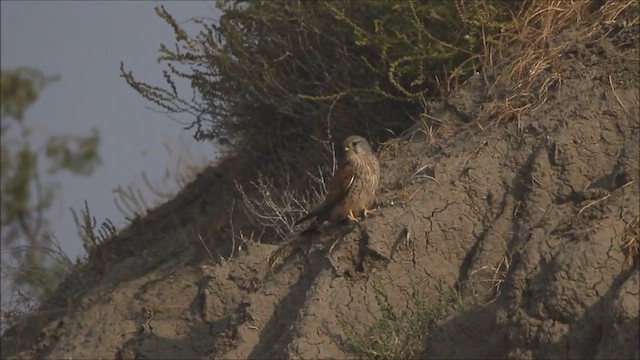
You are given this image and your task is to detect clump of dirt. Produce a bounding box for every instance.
[2,4,638,360]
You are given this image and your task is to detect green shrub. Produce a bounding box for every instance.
[342,282,470,359]
[121,0,518,179]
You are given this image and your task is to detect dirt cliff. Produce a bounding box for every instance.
[1,5,638,360]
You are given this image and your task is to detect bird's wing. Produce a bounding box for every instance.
[294,161,355,226]
[324,161,356,207]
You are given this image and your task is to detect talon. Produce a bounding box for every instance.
[363,207,377,217]
[347,210,360,222]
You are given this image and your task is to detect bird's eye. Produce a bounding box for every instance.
[351,141,358,147]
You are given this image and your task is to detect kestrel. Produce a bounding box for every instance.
[295,135,380,231]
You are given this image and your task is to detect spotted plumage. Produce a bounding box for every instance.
[295,135,380,231]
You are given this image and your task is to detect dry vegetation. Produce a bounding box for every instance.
[121,1,519,177]
[342,282,469,360]
[622,215,639,267]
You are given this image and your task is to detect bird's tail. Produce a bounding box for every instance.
[293,203,327,226]
[293,214,311,226]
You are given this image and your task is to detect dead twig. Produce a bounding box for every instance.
[460,140,488,171]
[609,75,630,115]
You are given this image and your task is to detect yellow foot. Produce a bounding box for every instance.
[363,207,377,217]
[347,210,360,222]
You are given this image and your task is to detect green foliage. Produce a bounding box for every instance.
[70,200,117,256]
[1,149,38,225]
[343,282,469,359]
[45,130,101,176]
[0,68,58,121]
[121,0,520,180]
[0,67,102,304]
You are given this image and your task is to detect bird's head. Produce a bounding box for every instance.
[343,135,373,156]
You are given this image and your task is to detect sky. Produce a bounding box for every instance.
[1,1,219,262]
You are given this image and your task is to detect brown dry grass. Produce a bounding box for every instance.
[480,1,578,124]
[435,0,638,131]
[622,216,639,268]
[412,0,639,155]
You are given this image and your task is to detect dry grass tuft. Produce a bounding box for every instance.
[342,282,471,360]
[431,0,638,131]
[236,168,330,244]
[592,0,639,35]
[479,1,593,123]
[622,216,639,268]
[467,252,512,302]
[413,0,639,138]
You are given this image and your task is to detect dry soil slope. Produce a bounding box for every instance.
[421,27,640,358]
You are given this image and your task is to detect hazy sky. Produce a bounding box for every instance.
[1,1,218,261]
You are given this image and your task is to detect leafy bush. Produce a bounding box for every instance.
[1,68,101,315]
[121,0,518,179]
